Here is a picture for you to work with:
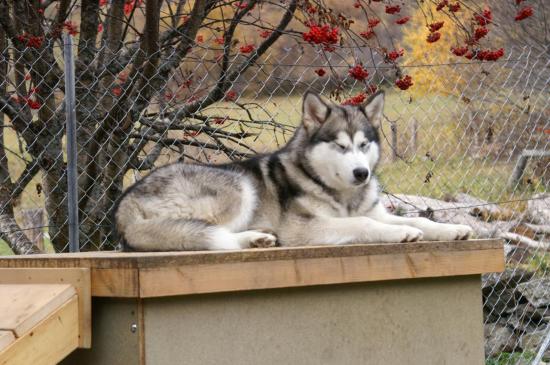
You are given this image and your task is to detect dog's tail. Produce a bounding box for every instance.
[111,195,135,252]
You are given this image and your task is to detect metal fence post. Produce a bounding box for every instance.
[63,34,80,252]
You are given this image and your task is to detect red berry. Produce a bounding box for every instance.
[385,5,401,14]
[348,64,369,81]
[395,75,413,90]
[428,21,444,33]
[426,32,441,43]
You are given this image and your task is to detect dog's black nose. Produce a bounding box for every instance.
[353,168,369,182]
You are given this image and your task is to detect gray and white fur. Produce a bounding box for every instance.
[115,91,473,251]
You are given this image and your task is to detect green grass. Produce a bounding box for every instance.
[486,351,536,365]
[0,241,13,256]
[378,157,545,204]
[523,252,550,276]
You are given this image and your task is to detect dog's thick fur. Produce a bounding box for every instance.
[115,91,472,251]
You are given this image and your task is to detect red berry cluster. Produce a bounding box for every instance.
[234,2,249,10]
[348,64,369,81]
[435,1,459,12]
[342,93,367,106]
[395,16,410,25]
[302,23,340,52]
[225,90,237,102]
[239,44,255,54]
[63,21,79,36]
[386,49,404,62]
[435,1,448,11]
[259,30,271,39]
[360,29,375,40]
[428,21,444,33]
[426,32,441,43]
[360,18,380,40]
[447,5,516,62]
[451,46,468,56]
[124,0,143,16]
[211,117,227,125]
[448,2,461,12]
[385,5,401,15]
[12,88,42,109]
[465,48,505,61]
[395,75,413,90]
[367,18,381,28]
[515,6,534,21]
[16,33,44,48]
[474,8,492,26]
[474,27,488,41]
[25,97,41,109]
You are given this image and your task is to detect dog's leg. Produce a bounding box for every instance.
[366,203,473,241]
[124,219,276,251]
[280,216,423,246]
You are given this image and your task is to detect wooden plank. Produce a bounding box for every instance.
[0,269,91,348]
[0,332,14,352]
[138,247,504,297]
[0,240,504,298]
[0,284,76,337]
[91,268,139,297]
[0,239,503,268]
[0,296,79,365]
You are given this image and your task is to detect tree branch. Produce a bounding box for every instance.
[173,0,298,121]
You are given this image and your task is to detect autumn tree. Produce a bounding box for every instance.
[0,0,539,253]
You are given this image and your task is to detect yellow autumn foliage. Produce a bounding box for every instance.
[401,4,471,97]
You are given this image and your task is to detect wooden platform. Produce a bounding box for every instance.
[0,239,504,298]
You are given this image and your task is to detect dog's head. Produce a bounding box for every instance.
[299,91,384,191]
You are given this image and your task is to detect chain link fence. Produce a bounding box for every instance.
[0,33,549,363]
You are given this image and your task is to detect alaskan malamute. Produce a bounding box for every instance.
[115,91,472,251]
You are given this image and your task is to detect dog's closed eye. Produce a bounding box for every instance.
[334,142,347,151]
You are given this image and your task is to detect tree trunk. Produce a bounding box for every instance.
[0,28,41,255]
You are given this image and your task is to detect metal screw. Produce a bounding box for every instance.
[130,323,137,333]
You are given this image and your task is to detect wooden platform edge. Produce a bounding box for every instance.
[0,296,79,365]
[0,268,91,348]
[0,239,503,268]
[138,246,505,298]
[0,240,504,299]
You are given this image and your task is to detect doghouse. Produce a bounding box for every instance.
[0,239,503,365]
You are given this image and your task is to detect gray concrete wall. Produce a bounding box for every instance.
[144,275,484,365]
[61,298,140,365]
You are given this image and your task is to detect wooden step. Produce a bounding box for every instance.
[0,331,15,352]
[0,284,80,365]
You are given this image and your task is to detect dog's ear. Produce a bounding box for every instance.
[302,92,329,133]
[362,91,384,128]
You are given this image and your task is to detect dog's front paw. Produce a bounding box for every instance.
[423,224,473,241]
[394,226,424,243]
[247,230,278,248]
